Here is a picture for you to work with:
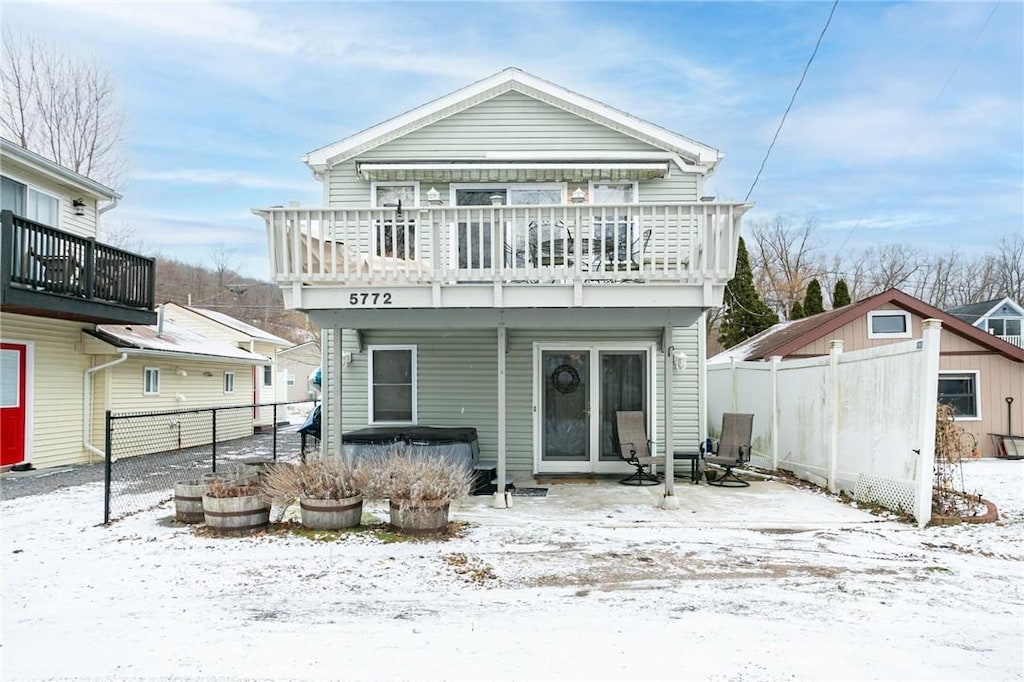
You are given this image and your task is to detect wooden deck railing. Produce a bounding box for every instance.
[1,210,155,310]
[257,202,752,287]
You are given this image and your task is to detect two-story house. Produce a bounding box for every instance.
[254,68,752,506]
[948,297,1024,349]
[1,138,156,470]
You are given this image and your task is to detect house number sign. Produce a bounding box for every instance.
[348,292,394,306]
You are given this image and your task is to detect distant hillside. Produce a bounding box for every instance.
[154,258,317,346]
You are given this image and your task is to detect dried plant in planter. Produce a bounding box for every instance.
[206,479,261,499]
[933,403,986,520]
[261,459,367,502]
[364,448,473,508]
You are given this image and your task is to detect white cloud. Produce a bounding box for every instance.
[134,169,313,192]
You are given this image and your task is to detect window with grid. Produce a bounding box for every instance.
[938,372,980,419]
[143,367,160,395]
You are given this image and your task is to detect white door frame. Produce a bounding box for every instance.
[532,341,657,474]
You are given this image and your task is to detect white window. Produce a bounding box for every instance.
[285,371,295,386]
[589,181,639,267]
[371,182,419,259]
[938,371,981,420]
[867,311,912,339]
[589,181,638,205]
[223,371,235,394]
[1,175,60,227]
[262,365,273,387]
[368,345,416,424]
[143,367,160,396]
[452,184,564,269]
[987,318,1022,337]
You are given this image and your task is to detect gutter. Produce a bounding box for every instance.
[84,353,128,462]
[112,347,270,365]
[98,196,120,216]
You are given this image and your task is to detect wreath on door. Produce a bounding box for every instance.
[551,363,581,394]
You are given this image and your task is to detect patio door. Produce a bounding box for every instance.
[1,343,28,466]
[536,345,652,474]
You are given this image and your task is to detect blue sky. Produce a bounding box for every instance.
[6,1,1022,279]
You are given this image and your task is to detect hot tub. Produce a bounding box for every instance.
[341,426,480,468]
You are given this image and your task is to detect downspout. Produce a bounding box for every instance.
[98,196,120,216]
[84,353,129,462]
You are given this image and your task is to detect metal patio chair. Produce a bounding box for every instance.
[701,413,754,487]
[615,411,663,486]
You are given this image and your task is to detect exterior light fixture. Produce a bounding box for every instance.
[72,198,86,216]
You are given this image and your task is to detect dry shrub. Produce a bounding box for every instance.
[364,447,472,508]
[206,480,260,499]
[933,403,982,518]
[261,458,366,503]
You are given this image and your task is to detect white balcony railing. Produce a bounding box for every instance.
[258,203,751,291]
[997,334,1022,349]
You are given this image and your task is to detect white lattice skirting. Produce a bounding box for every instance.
[854,474,916,516]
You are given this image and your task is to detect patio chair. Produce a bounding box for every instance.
[615,411,663,486]
[701,413,754,487]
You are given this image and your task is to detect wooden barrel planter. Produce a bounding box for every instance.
[388,500,450,535]
[300,494,364,530]
[173,479,207,524]
[202,492,270,535]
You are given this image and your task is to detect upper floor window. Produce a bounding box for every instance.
[143,367,160,396]
[371,182,419,209]
[589,181,637,204]
[987,318,1021,337]
[262,365,273,387]
[1,175,59,227]
[371,182,418,259]
[867,311,911,339]
[224,371,235,394]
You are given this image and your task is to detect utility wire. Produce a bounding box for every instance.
[745,0,840,202]
[834,0,1001,254]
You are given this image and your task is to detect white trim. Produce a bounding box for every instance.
[143,366,160,396]
[973,297,1024,325]
[867,310,912,339]
[369,180,421,208]
[532,342,656,474]
[223,371,235,394]
[938,369,982,421]
[0,339,34,465]
[360,162,670,174]
[304,68,721,171]
[367,344,418,426]
[0,139,120,200]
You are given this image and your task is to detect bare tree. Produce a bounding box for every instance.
[1,29,125,186]
[993,233,1024,301]
[747,216,825,318]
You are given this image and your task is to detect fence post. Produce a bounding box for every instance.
[211,408,218,473]
[272,403,278,462]
[730,356,738,412]
[103,410,112,524]
[827,340,843,492]
[769,355,781,471]
[915,319,942,528]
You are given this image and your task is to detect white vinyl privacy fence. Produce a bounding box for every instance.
[707,320,942,527]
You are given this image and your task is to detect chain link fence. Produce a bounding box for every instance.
[103,400,319,524]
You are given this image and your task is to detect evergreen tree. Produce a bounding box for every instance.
[832,279,852,307]
[718,237,779,348]
[803,278,824,316]
[790,301,805,320]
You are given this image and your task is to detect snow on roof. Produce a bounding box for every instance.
[93,320,270,363]
[185,306,291,346]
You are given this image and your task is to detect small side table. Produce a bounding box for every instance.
[671,452,701,484]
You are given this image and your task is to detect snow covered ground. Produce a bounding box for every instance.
[2,459,1022,681]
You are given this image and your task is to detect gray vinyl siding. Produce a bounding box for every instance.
[320,325,701,473]
[325,90,702,209]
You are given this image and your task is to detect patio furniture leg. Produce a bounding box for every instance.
[706,466,750,488]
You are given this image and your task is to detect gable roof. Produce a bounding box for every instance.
[713,289,1024,363]
[89,320,270,364]
[1,138,120,200]
[304,67,721,176]
[947,297,1024,325]
[180,305,291,346]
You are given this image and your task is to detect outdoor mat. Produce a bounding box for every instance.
[511,487,548,497]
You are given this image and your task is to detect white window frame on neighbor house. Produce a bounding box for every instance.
[223,371,235,394]
[937,370,982,421]
[867,310,912,339]
[367,344,417,426]
[987,317,1022,337]
[1,173,61,227]
[262,365,273,387]
[143,367,160,396]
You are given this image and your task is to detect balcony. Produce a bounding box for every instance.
[1,210,156,325]
[996,334,1022,349]
[257,202,751,312]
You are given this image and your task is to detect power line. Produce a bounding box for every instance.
[833,1,1002,254]
[745,0,840,202]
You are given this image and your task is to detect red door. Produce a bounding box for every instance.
[1,343,28,466]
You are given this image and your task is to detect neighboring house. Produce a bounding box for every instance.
[0,139,156,470]
[254,67,753,499]
[712,289,1024,457]
[947,297,1024,349]
[159,303,291,429]
[82,316,270,457]
[277,341,321,402]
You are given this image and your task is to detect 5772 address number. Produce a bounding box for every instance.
[348,292,393,305]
